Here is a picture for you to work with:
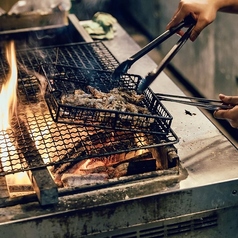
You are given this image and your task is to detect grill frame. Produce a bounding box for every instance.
[0,42,179,177]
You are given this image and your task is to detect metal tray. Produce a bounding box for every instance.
[41,63,173,135]
[0,11,68,34]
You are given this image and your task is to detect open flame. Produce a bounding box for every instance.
[0,40,18,172]
[0,40,18,130]
[0,41,31,189]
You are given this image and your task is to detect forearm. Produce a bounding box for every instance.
[215,0,238,13]
[167,0,238,41]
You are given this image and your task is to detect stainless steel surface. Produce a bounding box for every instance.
[0,17,238,238]
[68,14,93,43]
[0,177,238,237]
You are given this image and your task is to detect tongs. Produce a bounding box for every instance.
[112,15,196,88]
[111,15,233,111]
[155,93,234,111]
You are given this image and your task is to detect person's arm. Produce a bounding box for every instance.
[219,0,238,13]
[167,0,238,41]
[213,94,238,128]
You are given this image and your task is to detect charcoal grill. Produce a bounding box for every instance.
[0,42,179,175]
[0,14,238,238]
[0,14,179,207]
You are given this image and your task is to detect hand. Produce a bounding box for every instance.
[213,94,238,128]
[167,0,219,41]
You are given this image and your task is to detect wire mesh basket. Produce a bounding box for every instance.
[41,63,173,135]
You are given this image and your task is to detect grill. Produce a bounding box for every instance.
[0,41,178,177]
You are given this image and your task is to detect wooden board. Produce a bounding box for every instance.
[12,119,58,206]
[0,176,9,204]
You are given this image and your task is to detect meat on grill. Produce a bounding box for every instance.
[61,86,149,114]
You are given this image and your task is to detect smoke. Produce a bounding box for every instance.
[72,0,111,20]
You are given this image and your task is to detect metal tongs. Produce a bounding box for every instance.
[155,93,234,111]
[112,15,196,86]
[112,15,234,111]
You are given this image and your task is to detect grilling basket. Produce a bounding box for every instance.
[41,15,232,135]
[42,63,173,135]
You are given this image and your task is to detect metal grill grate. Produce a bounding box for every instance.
[17,42,119,71]
[0,42,178,176]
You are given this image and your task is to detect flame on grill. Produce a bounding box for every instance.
[0,40,17,130]
[0,41,30,189]
[0,40,18,174]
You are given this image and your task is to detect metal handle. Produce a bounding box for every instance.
[112,15,196,78]
[130,15,196,66]
[155,93,234,111]
[137,23,194,94]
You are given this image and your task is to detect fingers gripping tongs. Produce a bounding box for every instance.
[112,15,196,93]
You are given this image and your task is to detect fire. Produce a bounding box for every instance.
[0,40,18,130]
[0,40,18,173]
[0,41,31,189]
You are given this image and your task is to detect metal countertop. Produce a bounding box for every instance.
[103,23,238,189]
